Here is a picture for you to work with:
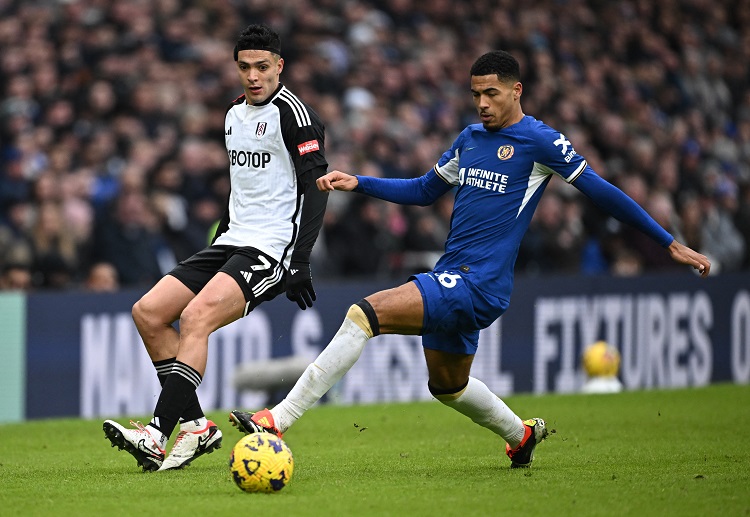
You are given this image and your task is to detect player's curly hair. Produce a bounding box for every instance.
[470,51,520,83]
[234,23,281,60]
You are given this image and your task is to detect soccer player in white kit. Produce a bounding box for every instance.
[103,24,329,471]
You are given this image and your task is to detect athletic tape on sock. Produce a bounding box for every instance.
[351,299,380,337]
[428,379,470,401]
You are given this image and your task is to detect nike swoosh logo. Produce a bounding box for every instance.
[465,146,477,151]
[138,439,165,455]
[198,430,216,448]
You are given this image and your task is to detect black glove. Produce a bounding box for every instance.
[285,261,316,310]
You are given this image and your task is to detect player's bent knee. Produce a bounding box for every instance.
[132,298,153,330]
[346,300,380,338]
[178,303,211,335]
[133,296,167,329]
[428,380,469,402]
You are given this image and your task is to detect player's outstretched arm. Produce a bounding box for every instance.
[318,168,452,206]
[317,170,358,192]
[667,240,711,277]
[573,167,712,278]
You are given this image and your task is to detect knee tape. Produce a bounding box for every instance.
[346,299,380,338]
[428,380,469,402]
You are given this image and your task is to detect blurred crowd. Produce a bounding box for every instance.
[1,0,750,292]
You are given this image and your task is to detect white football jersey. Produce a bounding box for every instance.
[213,85,327,269]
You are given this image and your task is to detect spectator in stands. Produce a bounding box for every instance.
[28,201,79,289]
[619,191,687,271]
[700,179,746,273]
[91,186,167,287]
[0,263,32,291]
[84,262,120,292]
[517,190,585,275]
[324,195,398,278]
[678,192,705,260]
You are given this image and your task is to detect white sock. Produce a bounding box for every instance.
[272,317,369,432]
[437,377,525,448]
[145,424,168,449]
[179,417,207,430]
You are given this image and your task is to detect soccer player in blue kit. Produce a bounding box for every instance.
[230,50,711,468]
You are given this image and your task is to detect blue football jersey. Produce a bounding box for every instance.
[433,115,587,302]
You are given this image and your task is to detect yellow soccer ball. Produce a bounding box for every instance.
[229,432,294,493]
[582,341,621,378]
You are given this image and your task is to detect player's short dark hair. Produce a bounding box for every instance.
[470,51,520,83]
[234,24,281,61]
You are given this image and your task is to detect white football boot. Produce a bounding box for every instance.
[158,419,223,471]
[103,420,166,472]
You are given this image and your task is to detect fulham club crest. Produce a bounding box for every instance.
[256,122,267,138]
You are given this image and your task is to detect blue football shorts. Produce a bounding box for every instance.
[411,270,509,355]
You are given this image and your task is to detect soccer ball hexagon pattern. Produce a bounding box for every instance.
[229,432,294,493]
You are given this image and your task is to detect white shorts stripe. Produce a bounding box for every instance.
[252,264,284,297]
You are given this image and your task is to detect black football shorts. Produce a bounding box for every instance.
[168,245,286,315]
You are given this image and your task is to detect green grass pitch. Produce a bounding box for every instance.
[1,383,748,516]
